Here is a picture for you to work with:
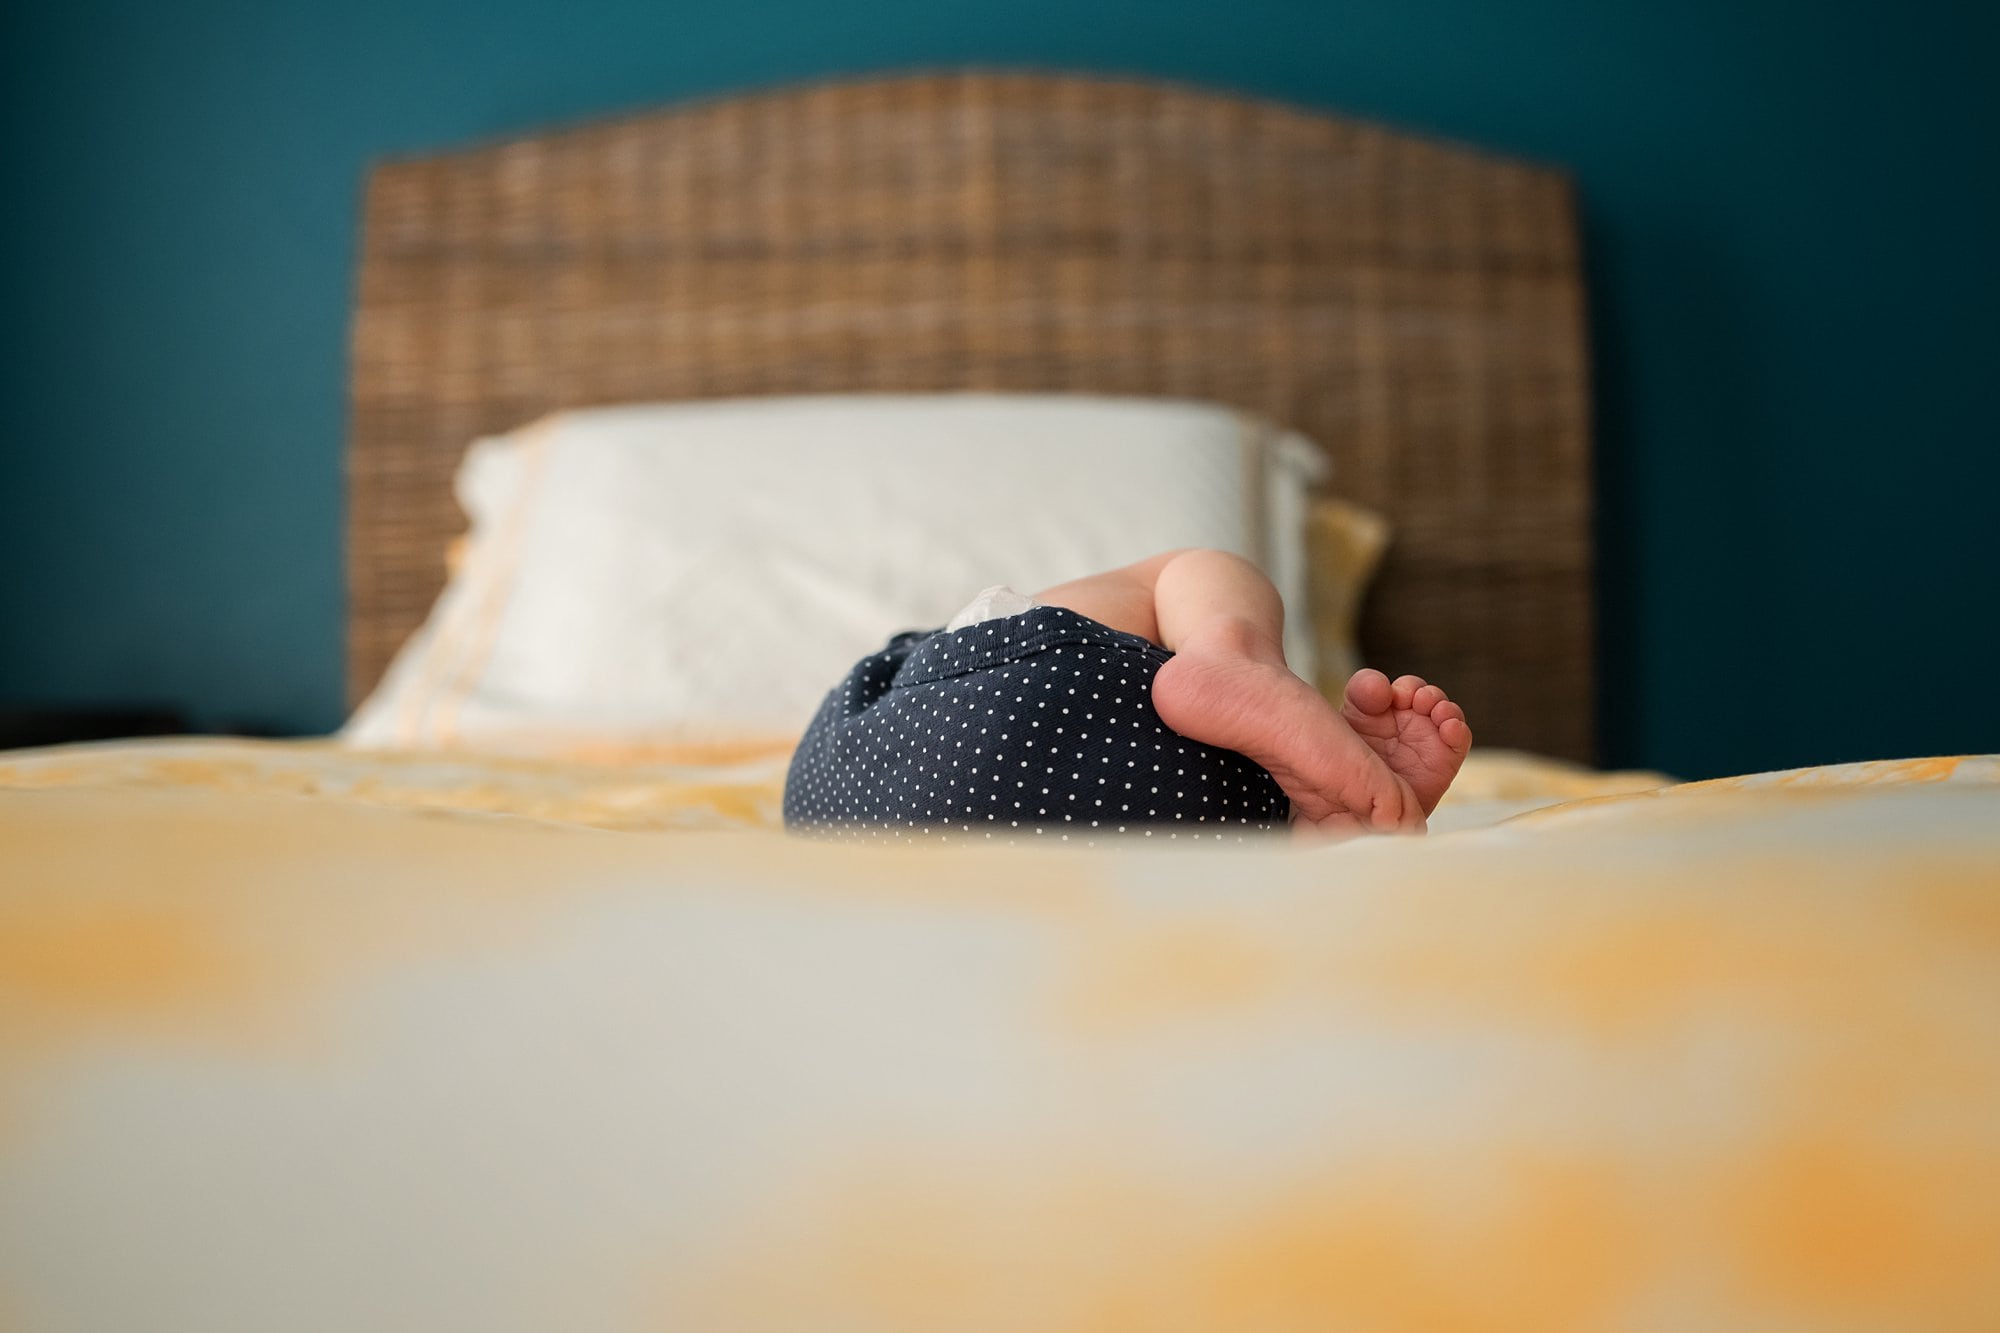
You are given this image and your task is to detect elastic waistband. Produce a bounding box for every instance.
[890,606,1169,688]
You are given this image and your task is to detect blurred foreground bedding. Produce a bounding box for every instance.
[2,746,1997,1330]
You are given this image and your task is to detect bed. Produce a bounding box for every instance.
[3,73,1996,1331]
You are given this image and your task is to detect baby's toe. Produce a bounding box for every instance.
[1429,699,1471,753]
[1412,683,1447,714]
[1344,668,1394,715]
[1390,674,1426,709]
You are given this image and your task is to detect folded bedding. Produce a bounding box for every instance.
[2,745,1996,1329]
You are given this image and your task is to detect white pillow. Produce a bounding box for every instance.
[343,394,1329,757]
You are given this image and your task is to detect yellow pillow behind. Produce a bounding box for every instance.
[1305,496,1392,701]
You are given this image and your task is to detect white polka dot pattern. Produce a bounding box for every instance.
[783,607,1289,845]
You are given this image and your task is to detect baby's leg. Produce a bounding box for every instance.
[1039,549,1469,836]
[1032,551,1179,645]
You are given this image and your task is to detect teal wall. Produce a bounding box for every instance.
[2,1,1994,779]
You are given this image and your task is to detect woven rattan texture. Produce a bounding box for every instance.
[350,72,1594,761]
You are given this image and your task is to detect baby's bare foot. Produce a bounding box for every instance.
[1338,669,1473,816]
[1151,619,1423,837]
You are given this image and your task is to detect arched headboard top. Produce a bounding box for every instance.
[349,71,1593,760]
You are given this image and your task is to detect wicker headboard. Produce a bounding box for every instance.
[350,72,1594,761]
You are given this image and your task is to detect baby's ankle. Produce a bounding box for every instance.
[1178,614,1287,668]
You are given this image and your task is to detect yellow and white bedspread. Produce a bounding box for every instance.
[0,737,1669,834]
[2,743,1997,1330]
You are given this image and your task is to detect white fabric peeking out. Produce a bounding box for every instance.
[943,585,1040,632]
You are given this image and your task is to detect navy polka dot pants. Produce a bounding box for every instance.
[783,606,1289,843]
